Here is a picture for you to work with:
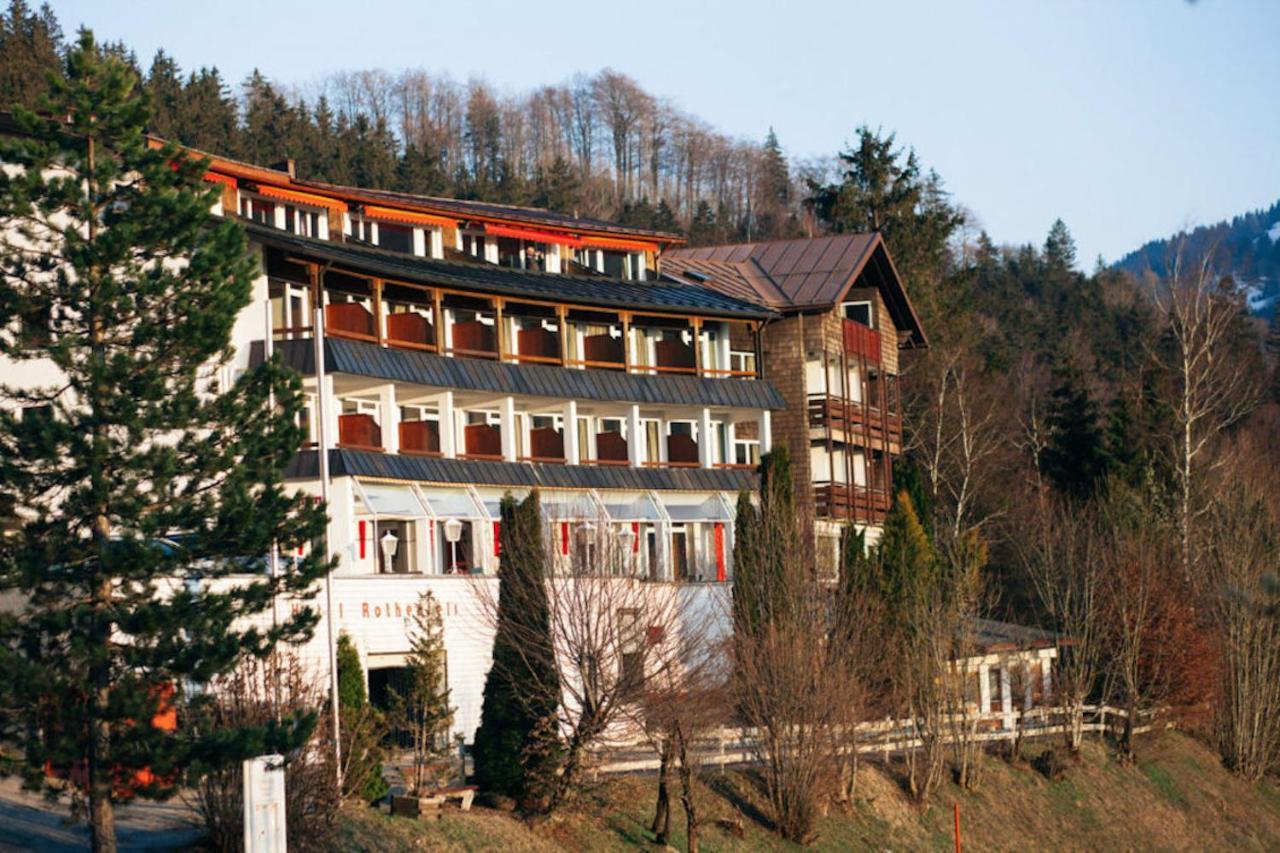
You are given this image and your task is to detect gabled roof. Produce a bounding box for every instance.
[663,233,926,347]
[246,223,774,320]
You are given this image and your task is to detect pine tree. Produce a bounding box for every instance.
[530,155,580,214]
[0,0,64,109]
[176,68,238,156]
[875,492,938,623]
[336,633,367,709]
[1042,367,1109,499]
[142,49,182,141]
[472,491,560,808]
[0,33,327,851]
[1044,218,1078,273]
[687,199,718,245]
[390,591,455,794]
[732,445,797,640]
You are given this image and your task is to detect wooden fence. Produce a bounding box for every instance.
[589,704,1161,775]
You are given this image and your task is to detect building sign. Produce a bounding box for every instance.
[243,754,287,853]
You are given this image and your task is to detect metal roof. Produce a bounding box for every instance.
[248,224,774,320]
[663,233,926,347]
[286,449,757,492]
[969,617,1060,653]
[278,338,785,411]
[296,180,684,243]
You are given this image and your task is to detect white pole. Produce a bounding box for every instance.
[265,301,283,719]
[313,299,343,790]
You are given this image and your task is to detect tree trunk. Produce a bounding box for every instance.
[651,734,673,844]
[675,724,697,853]
[86,131,118,853]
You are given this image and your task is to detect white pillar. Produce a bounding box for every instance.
[563,400,580,465]
[725,422,737,465]
[1042,653,1054,702]
[369,221,380,246]
[430,228,444,259]
[272,204,287,231]
[500,396,517,462]
[717,322,731,373]
[442,307,454,353]
[1000,665,1013,730]
[484,241,499,264]
[318,212,330,240]
[321,374,339,447]
[628,405,644,467]
[379,384,399,454]
[698,408,714,469]
[342,212,352,236]
[412,227,427,257]
[759,410,773,453]
[438,391,456,459]
[327,476,356,575]
[978,663,991,715]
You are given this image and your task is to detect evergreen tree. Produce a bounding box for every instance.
[335,632,389,803]
[142,49,183,141]
[1041,366,1110,499]
[0,33,327,851]
[395,143,449,198]
[754,128,794,239]
[1044,218,1078,273]
[687,199,718,245]
[875,492,938,620]
[177,68,238,155]
[0,0,64,109]
[472,491,560,808]
[390,591,455,794]
[652,198,679,233]
[732,445,796,640]
[336,633,367,709]
[529,154,580,214]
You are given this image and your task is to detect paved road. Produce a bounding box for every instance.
[0,778,202,851]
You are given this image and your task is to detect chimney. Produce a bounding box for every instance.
[270,158,297,179]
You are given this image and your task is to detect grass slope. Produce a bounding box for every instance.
[337,733,1280,851]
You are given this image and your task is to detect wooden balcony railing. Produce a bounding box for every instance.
[326,303,376,340]
[582,333,625,369]
[386,311,435,349]
[654,339,696,374]
[399,419,440,455]
[591,431,629,466]
[338,413,381,450]
[814,482,891,523]
[462,423,502,460]
[807,394,903,448]
[666,433,700,467]
[516,327,561,364]
[842,318,881,364]
[451,320,498,358]
[526,427,565,462]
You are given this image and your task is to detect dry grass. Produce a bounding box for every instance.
[336,732,1280,851]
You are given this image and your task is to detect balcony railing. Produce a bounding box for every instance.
[451,321,498,359]
[814,482,891,523]
[525,427,565,463]
[399,419,440,455]
[654,338,696,374]
[515,327,561,364]
[590,431,629,466]
[385,311,435,350]
[338,413,382,450]
[842,318,881,364]
[462,423,502,460]
[807,394,903,448]
[665,433,700,467]
[327,303,376,341]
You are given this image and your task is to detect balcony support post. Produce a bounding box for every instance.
[379,383,398,454]
[372,278,384,346]
[500,395,517,462]
[698,407,714,469]
[759,410,772,454]
[563,400,580,465]
[438,391,456,459]
[628,404,643,467]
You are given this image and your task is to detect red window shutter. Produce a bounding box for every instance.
[714,522,726,582]
[358,520,367,559]
[631,522,640,552]
[561,522,569,555]
[493,522,501,557]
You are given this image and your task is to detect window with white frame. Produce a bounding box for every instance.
[730,350,756,377]
[733,435,761,467]
[841,300,874,327]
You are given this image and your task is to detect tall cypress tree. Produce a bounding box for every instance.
[732,445,797,640]
[0,33,327,851]
[472,490,560,808]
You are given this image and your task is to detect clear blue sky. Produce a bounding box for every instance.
[50,0,1280,265]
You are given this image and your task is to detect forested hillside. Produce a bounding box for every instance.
[1116,199,1280,317]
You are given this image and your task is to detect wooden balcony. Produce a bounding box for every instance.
[462,423,502,460]
[842,318,881,364]
[386,311,435,349]
[451,320,498,358]
[654,338,696,373]
[326,303,376,340]
[666,433,700,467]
[807,394,903,452]
[526,426,565,462]
[399,419,440,456]
[338,413,381,450]
[814,482,891,523]
[516,327,561,364]
[591,431,629,466]
[582,333,625,369]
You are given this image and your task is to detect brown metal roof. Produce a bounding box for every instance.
[663,233,926,347]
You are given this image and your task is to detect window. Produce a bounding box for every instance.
[460,232,487,260]
[375,520,414,574]
[730,350,756,376]
[670,526,690,581]
[378,223,413,254]
[733,437,761,467]
[239,196,276,226]
[841,300,874,327]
